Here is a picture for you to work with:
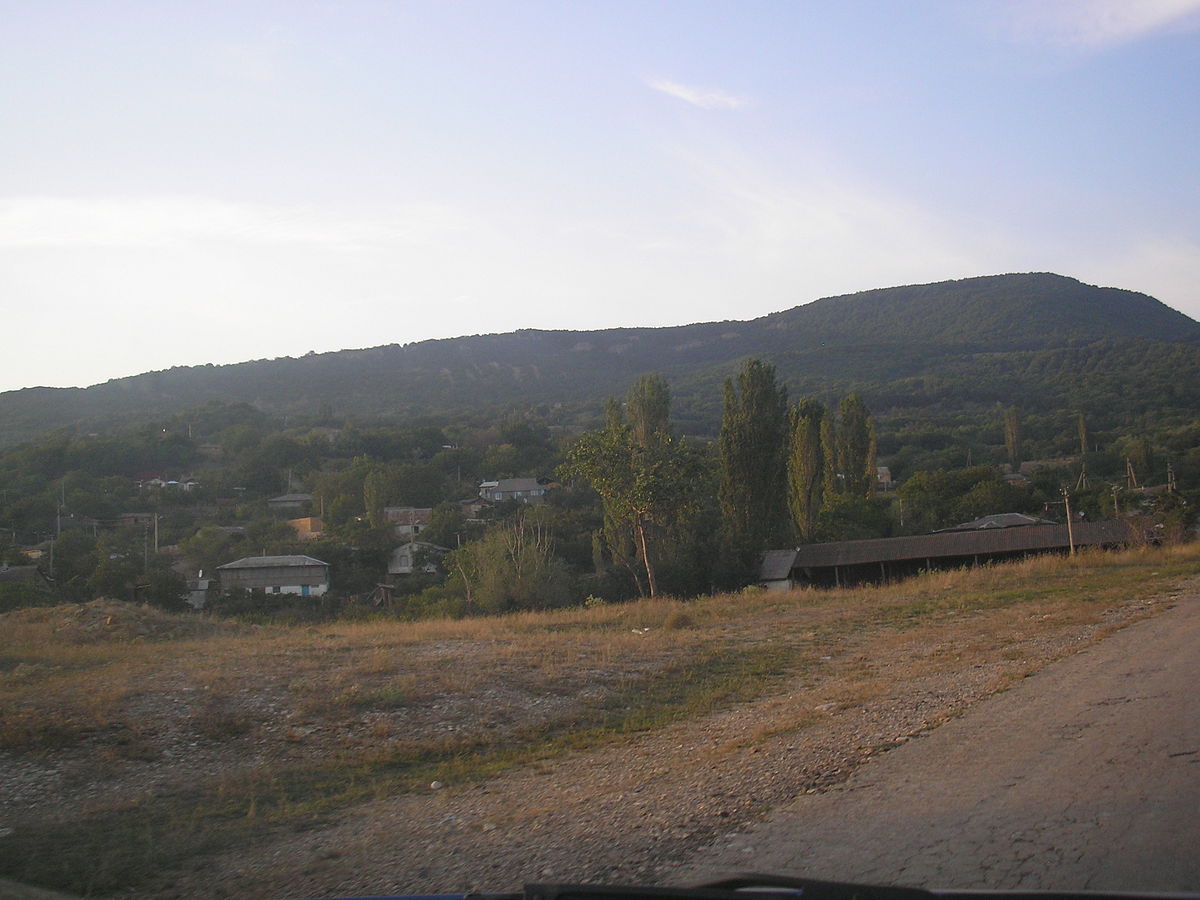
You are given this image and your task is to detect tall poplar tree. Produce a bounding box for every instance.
[835,393,877,497]
[787,398,826,541]
[1004,406,1022,472]
[626,373,671,447]
[718,359,789,575]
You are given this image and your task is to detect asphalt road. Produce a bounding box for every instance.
[682,595,1200,893]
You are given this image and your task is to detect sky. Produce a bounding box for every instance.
[2,1,1199,393]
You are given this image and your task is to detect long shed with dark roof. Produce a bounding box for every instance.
[760,520,1130,589]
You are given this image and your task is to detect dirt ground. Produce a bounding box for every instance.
[1,573,1192,899]
[680,589,1200,893]
[166,588,1185,896]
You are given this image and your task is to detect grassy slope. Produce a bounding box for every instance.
[1,543,1198,895]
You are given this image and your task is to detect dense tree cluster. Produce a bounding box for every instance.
[1,361,1197,618]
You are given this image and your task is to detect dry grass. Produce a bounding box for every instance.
[1,543,1198,895]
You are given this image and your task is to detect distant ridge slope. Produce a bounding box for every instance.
[1,273,1197,445]
[764,272,1197,349]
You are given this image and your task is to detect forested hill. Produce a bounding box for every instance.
[3,273,1198,445]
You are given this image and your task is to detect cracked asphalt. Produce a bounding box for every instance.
[681,595,1200,893]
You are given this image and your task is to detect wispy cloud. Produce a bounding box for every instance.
[996,0,1200,47]
[646,77,748,110]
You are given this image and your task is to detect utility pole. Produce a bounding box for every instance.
[1125,458,1140,491]
[1062,486,1076,556]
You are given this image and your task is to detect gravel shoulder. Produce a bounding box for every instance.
[679,588,1200,893]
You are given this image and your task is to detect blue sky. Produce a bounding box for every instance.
[2,1,1198,393]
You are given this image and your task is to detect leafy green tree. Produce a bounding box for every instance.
[897,465,1034,533]
[442,516,571,614]
[421,501,468,548]
[48,529,97,598]
[626,374,671,446]
[561,382,702,597]
[820,413,838,499]
[718,359,790,576]
[787,398,827,541]
[1003,406,1022,472]
[88,530,143,601]
[180,526,241,577]
[139,560,189,610]
[815,494,891,542]
[363,470,388,528]
[833,394,877,498]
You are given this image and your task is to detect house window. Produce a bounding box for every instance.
[272,586,281,594]
[302,585,310,597]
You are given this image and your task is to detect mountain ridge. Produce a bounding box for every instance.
[3,273,1197,445]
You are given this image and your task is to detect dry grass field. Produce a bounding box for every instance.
[2,543,1198,898]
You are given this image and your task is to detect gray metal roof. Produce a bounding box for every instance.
[759,549,800,582]
[216,555,330,570]
[489,478,543,492]
[786,520,1128,571]
[935,512,1058,532]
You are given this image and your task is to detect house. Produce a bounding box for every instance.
[267,493,313,513]
[383,507,432,537]
[215,555,330,597]
[478,478,550,503]
[388,541,451,576]
[876,467,895,492]
[287,517,325,541]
